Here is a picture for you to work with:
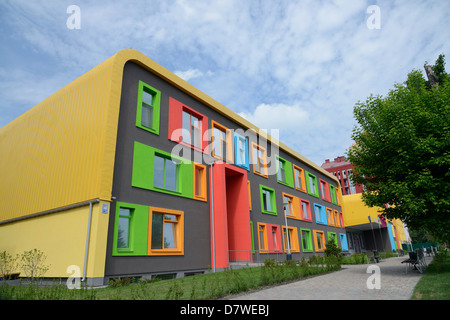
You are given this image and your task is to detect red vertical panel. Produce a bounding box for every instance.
[210,163,252,269]
[168,97,183,143]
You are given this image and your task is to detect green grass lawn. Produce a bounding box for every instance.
[411,252,450,300]
[0,260,341,300]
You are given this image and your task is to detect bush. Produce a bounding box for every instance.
[324,239,342,258]
[19,249,50,283]
[263,258,277,267]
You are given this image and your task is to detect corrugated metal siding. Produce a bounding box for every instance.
[0,56,117,222]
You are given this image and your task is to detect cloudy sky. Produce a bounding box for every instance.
[1,0,449,166]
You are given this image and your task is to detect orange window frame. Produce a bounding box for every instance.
[293,164,307,193]
[211,120,233,163]
[283,192,301,220]
[326,207,335,226]
[148,207,184,256]
[333,210,340,228]
[282,226,300,253]
[193,163,207,201]
[313,230,326,252]
[251,142,268,178]
[257,223,268,252]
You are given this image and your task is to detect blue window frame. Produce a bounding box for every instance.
[234,133,249,170]
[340,233,349,251]
[313,203,328,225]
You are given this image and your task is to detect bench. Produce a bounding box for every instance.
[366,250,381,264]
[401,249,427,273]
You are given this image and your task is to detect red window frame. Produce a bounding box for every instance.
[168,97,209,153]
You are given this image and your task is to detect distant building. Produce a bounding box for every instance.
[321,156,363,195]
[321,156,410,254]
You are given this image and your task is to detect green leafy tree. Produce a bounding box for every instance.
[347,54,450,244]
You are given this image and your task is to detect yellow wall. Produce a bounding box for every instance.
[342,193,383,226]
[343,193,408,242]
[0,57,118,222]
[0,202,109,278]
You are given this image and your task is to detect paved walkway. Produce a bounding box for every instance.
[227,256,432,300]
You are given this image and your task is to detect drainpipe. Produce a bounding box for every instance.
[283,202,292,261]
[82,200,97,282]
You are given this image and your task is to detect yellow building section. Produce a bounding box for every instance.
[343,193,408,242]
[0,202,109,279]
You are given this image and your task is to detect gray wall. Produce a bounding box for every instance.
[104,61,345,278]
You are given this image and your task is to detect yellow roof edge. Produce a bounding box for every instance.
[111,49,339,185]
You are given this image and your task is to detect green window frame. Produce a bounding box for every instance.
[305,171,319,198]
[112,202,149,256]
[136,81,161,135]
[153,154,180,192]
[327,232,338,245]
[330,184,338,205]
[132,141,193,199]
[275,155,295,188]
[259,185,277,215]
[300,228,313,252]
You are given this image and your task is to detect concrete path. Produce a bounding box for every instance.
[227,255,432,300]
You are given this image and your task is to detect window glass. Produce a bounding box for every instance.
[259,225,266,250]
[195,167,202,196]
[309,176,316,193]
[317,232,323,250]
[278,159,286,183]
[164,217,178,249]
[165,159,178,191]
[262,189,272,212]
[141,90,154,129]
[182,110,202,148]
[154,155,179,192]
[284,195,293,216]
[272,227,277,248]
[182,111,191,144]
[294,168,303,189]
[117,208,132,249]
[151,213,163,249]
[301,201,309,219]
[301,230,309,250]
[238,137,246,165]
[153,156,165,189]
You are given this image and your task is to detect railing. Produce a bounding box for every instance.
[228,250,289,266]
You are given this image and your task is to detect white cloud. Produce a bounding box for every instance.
[1,0,449,165]
[174,68,213,81]
[239,102,309,133]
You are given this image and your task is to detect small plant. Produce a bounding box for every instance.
[20,249,50,284]
[263,258,277,267]
[0,250,19,285]
[108,277,135,287]
[324,239,342,259]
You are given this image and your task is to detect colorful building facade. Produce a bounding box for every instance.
[321,157,410,254]
[0,49,345,285]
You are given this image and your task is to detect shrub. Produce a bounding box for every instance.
[263,258,277,267]
[20,249,50,283]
